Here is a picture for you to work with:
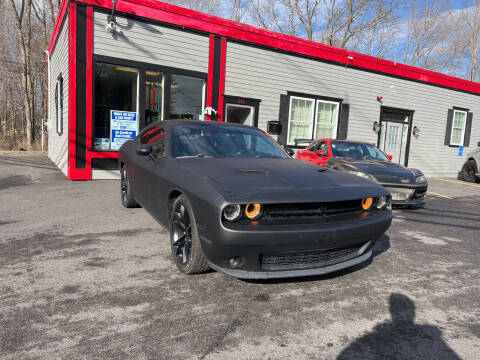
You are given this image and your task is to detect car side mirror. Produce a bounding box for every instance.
[386,154,393,161]
[136,144,152,156]
[315,150,326,157]
[284,146,295,157]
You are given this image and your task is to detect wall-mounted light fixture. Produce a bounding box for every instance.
[413,126,420,137]
[105,0,122,34]
[373,121,381,133]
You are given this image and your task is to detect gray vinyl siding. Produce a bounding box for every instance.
[93,11,209,73]
[48,17,69,176]
[225,42,480,177]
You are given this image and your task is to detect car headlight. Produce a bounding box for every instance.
[348,170,376,182]
[375,195,392,211]
[415,175,426,183]
[223,204,242,221]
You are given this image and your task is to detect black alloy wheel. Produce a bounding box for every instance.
[172,203,192,265]
[120,166,139,208]
[462,160,478,183]
[170,195,209,274]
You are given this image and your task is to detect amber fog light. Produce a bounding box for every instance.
[245,203,262,219]
[362,197,374,210]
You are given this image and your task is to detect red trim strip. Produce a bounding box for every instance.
[217,38,227,122]
[86,151,119,160]
[67,3,91,180]
[67,2,77,179]
[48,0,69,55]
[73,0,480,94]
[206,35,215,121]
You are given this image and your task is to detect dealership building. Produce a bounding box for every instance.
[47,0,480,180]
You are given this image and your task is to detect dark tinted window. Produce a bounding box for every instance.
[331,141,388,161]
[141,126,166,158]
[172,125,287,159]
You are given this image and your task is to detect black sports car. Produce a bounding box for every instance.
[296,139,428,206]
[118,120,392,279]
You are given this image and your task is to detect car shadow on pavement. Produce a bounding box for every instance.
[243,235,390,285]
[336,293,461,360]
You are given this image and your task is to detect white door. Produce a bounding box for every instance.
[380,121,409,164]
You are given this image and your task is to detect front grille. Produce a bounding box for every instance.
[263,199,362,219]
[222,199,370,228]
[261,244,364,271]
[386,187,414,201]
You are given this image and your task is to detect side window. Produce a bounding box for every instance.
[445,108,473,147]
[141,126,166,158]
[309,141,319,152]
[319,142,328,154]
[56,75,63,135]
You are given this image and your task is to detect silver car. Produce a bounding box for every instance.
[462,142,480,182]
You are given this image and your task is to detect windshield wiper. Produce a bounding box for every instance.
[176,154,217,159]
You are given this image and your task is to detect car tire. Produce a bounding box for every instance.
[170,195,209,274]
[461,159,478,183]
[120,165,139,208]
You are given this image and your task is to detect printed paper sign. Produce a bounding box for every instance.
[110,110,138,150]
[94,138,110,150]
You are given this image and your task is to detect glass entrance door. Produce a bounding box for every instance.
[226,104,254,126]
[378,108,412,166]
[223,96,260,127]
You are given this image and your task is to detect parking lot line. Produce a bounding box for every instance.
[434,178,480,188]
[427,191,452,199]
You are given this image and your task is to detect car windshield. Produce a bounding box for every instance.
[172,124,288,159]
[331,141,388,161]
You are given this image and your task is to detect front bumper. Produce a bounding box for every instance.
[380,183,428,206]
[208,250,373,280]
[199,210,391,279]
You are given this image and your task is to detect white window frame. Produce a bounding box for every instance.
[286,95,340,145]
[313,99,340,139]
[287,96,315,146]
[450,109,467,146]
[56,76,63,135]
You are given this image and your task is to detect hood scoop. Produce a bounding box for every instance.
[238,169,269,175]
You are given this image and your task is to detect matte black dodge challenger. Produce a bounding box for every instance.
[118,120,392,279]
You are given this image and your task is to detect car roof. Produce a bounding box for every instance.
[318,139,374,145]
[146,119,258,131]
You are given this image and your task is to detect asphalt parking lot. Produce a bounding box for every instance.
[0,152,479,359]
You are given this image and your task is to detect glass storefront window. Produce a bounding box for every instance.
[145,70,164,126]
[170,74,205,121]
[94,63,138,150]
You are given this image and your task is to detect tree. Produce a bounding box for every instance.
[402,0,452,70]
[7,0,35,149]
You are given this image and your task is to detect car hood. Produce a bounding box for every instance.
[176,157,388,203]
[330,158,418,184]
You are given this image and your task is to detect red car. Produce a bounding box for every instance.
[295,139,428,206]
